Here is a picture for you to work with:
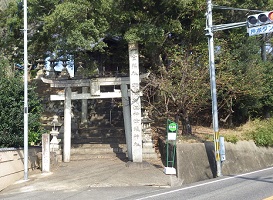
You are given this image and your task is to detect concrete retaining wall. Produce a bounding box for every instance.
[0,147,41,191]
[176,141,273,184]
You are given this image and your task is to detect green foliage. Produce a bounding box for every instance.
[28,131,42,145]
[0,58,44,148]
[1,0,273,130]
[224,134,239,144]
[0,0,112,61]
[43,0,108,52]
[204,134,214,142]
[214,34,266,124]
[247,119,273,147]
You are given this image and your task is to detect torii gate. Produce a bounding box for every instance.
[41,43,145,163]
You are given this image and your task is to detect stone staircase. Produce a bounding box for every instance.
[70,143,127,160]
[68,99,128,161]
[69,124,127,161]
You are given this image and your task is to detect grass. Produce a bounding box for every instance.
[175,119,273,147]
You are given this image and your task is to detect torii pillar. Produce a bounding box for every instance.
[121,84,132,160]
[63,87,72,162]
[81,87,88,124]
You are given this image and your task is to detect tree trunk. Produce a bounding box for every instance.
[181,112,192,135]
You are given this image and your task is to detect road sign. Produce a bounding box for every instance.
[248,23,273,36]
[168,122,177,132]
[165,119,178,175]
[167,120,178,141]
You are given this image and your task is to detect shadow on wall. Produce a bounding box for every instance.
[158,136,166,167]
[0,147,41,191]
[204,141,217,178]
[173,140,273,184]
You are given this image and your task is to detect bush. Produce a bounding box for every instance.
[224,134,239,144]
[0,59,44,147]
[248,119,273,147]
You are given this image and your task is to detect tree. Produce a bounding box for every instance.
[110,0,212,133]
[0,0,112,63]
[1,0,273,134]
[0,58,44,147]
[143,44,210,134]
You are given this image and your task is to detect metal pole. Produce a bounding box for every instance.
[206,0,222,177]
[262,34,267,62]
[23,0,29,180]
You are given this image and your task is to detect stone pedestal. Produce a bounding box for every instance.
[50,129,60,152]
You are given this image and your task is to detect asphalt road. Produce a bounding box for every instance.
[129,167,273,200]
[1,166,273,200]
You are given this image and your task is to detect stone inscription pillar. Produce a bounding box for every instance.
[129,42,142,162]
[63,87,72,162]
[42,134,50,172]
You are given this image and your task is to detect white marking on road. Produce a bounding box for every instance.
[137,166,273,200]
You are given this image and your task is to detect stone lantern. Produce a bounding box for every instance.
[141,110,157,159]
[47,58,57,78]
[50,115,62,152]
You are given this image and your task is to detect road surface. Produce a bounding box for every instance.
[1,167,273,200]
[129,167,273,200]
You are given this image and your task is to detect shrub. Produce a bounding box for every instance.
[224,134,239,144]
[0,59,44,147]
[248,119,273,147]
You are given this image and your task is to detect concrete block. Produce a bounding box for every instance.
[164,167,176,175]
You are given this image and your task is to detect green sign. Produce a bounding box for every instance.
[168,122,177,132]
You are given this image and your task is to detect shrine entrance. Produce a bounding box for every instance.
[41,43,155,163]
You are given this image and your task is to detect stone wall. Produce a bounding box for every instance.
[0,147,41,191]
[175,141,273,184]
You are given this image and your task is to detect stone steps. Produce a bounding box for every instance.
[69,123,127,160]
[76,126,126,144]
[70,143,127,161]
[79,127,125,136]
[71,144,126,154]
[72,138,126,144]
[70,153,127,161]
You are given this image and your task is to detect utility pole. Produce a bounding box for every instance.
[205,1,267,178]
[206,0,222,177]
[23,0,29,180]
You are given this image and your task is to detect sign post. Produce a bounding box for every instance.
[247,11,273,36]
[164,119,178,175]
[23,0,29,180]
